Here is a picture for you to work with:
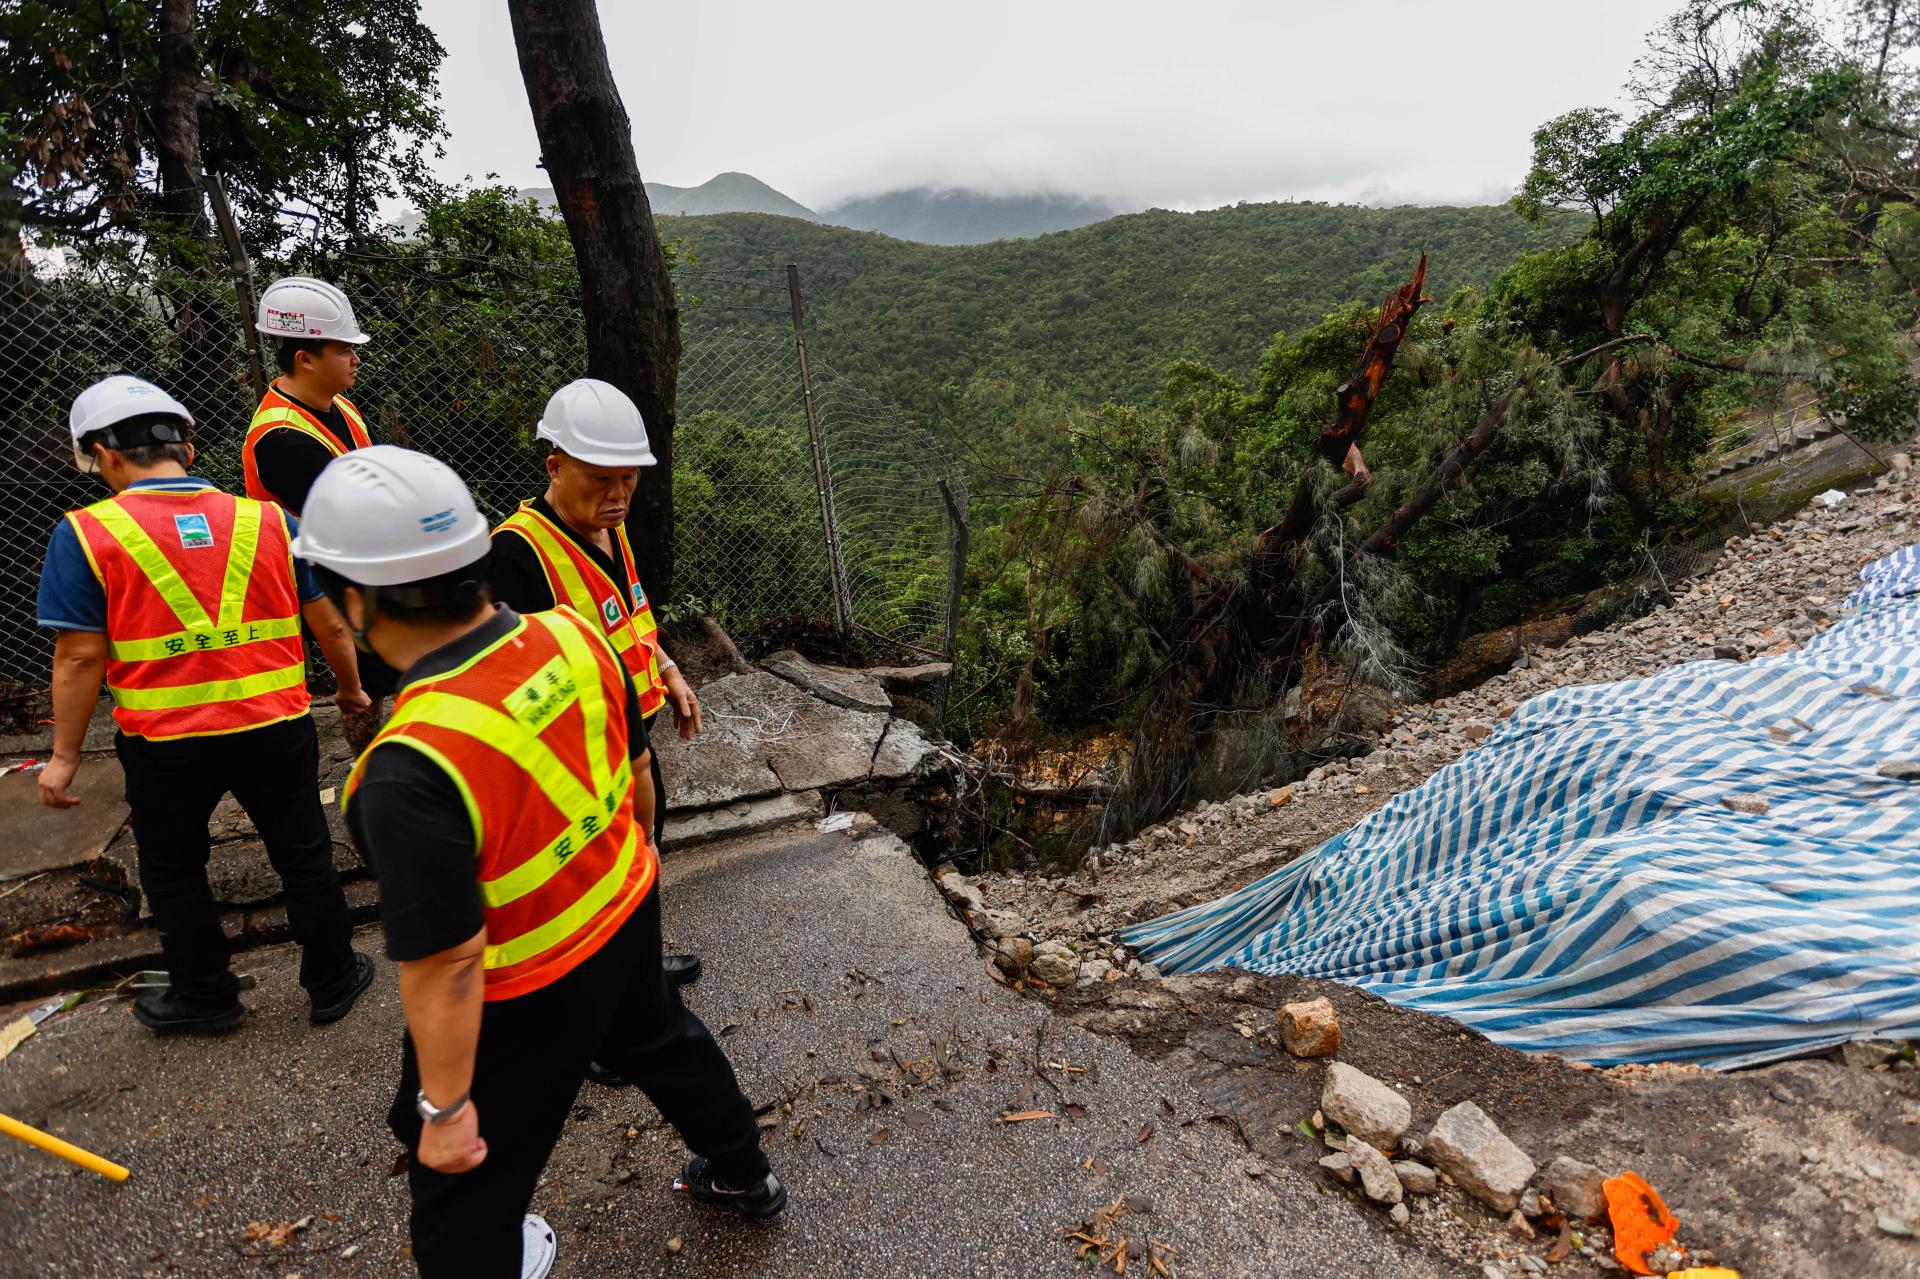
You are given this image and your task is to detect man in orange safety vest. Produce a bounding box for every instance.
[35,374,373,1035]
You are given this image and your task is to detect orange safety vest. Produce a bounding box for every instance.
[492,503,667,718]
[66,485,310,741]
[342,608,655,1000]
[242,384,373,508]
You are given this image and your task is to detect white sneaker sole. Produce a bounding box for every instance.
[521,1213,557,1279]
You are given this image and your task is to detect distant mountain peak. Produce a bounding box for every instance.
[821,187,1124,245]
[496,173,1129,245]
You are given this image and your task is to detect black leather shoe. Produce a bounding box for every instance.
[310,952,375,1025]
[664,953,702,987]
[132,988,244,1036]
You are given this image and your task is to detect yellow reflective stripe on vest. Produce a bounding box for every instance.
[484,824,638,970]
[363,736,486,852]
[382,674,632,909]
[89,498,298,661]
[216,500,263,631]
[248,407,349,456]
[502,515,640,659]
[542,608,616,800]
[108,661,306,710]
[336,396,369,439]
[84,501,216,633]
[108,615,302,661]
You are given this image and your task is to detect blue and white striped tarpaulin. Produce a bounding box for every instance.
[1121,545,1920,1068]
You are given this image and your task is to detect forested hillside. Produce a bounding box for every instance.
[664,201,1586,416]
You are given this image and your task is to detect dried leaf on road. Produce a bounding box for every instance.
[1136,1122,1154,1144]
[999,1109,1056,1123]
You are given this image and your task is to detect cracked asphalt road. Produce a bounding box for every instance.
[0,826,1446,1278]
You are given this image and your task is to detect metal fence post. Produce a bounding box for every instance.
[937,478,968,731]
[202,174,267,400]
[786,264,855,638]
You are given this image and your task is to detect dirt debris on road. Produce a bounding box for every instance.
[930,459,1920,1279]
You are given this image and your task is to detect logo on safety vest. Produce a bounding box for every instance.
[600,595,622,629]
[506,655,578,733]
[261,307,307,334]
[173,513,214,549]
[630,581,647,611]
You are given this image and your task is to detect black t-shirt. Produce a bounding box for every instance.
[253,385,371,516]
[489,494,643,619]
[345,606,652,962]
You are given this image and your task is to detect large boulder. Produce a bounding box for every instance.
[1321,1063,1412,1149]
[1423,1102,1537,1214]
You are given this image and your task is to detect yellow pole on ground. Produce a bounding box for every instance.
[0,1112,129,1182]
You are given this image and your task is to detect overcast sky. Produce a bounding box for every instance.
[418,0,1684,212]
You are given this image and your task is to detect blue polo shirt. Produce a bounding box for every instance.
[37,477,322,633]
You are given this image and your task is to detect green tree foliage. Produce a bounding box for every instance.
[665,201,1585,422]
[950,0,1919,794]
[1,0,445,250]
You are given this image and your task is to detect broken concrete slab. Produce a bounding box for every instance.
[654,671,789,809]
[762,650,893,715]
[866,662,953,693]
[766,696,889,792]
[869,718,942,784]
[668,790,822,846]
[0,764,128,880]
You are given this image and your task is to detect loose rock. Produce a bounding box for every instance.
[1318,1152,1356,1185]
[1542,1155,1607,1222]
[1388,1202,1410,1228]
[1349,1139,1404,1206]
[1030,940,1079,988]
[1321,1063,1413,1149]
[1392,1160,1439,1196]
[1278,996,1341,1058]
[1423,1101,1537,1214]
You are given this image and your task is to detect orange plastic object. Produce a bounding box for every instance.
[1605,1171,1679,1275]
[1667,1270,1740,1279]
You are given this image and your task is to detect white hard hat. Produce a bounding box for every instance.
[291,446,490,586]
[68,374,194,472]
[535,378,656,467]
[256,276,369,344]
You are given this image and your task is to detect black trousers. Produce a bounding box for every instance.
[116,714,356,1003]
[389,888,766,1278]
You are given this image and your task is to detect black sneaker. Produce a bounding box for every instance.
[674,1156,787,1218]
[664,953,702,987]
[131,988,244,1036]
[309,952,375,1025]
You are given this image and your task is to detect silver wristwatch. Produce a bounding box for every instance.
[415,1088,471,1125]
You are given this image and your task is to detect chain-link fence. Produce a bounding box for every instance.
[0,246,965,708]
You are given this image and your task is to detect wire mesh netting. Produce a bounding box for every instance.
[0,250,964,705]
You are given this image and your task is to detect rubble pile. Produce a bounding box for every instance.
[947,458,1920,968]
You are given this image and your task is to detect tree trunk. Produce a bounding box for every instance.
[151,0,232,425]
[154,0,210,237]
[507,0,682,602]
